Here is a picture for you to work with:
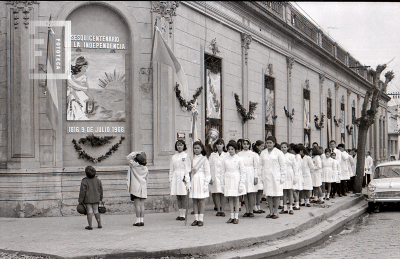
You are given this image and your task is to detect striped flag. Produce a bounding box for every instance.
[152,26,189,100]
[45,27,59,129]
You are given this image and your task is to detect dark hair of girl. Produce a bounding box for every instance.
[226,140,238,151]
[242,138,251,147]
[213,138,227,152]
[300,145,310,156]
[193,141,207,156]
[175,139,187,151]
[280,142,289,148]
[324,148,331,154]
[71,56,88,75]
[312,146,322,156]
[252,140,264,155]
[85,165,96,179]
[293,144,301,154]
[266,136,276,144]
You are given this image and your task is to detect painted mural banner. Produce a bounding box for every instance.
[67,52,126,121]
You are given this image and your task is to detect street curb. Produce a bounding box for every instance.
[71,195,366,259]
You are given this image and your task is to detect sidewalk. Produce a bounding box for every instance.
[0,192,367,259]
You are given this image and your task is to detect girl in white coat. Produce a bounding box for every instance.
[292,145,303,210]
[189,141,211,227]
[321,148,335,200]
[280,142,298,215]
[311,146,324,202]
[169,140,191,221]
[238,139,259,217]
[223,140,246,224]
[208,138,229,217]
[259,136,287,219]
[300,145,314,207]
[252,140,265,214]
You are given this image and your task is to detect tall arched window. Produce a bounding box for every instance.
[265,75,275,140]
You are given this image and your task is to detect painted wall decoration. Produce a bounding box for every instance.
[67,52,126,121]
[265,87,275,126]
[206,69,221,119]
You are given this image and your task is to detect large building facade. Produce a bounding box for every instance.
[0,1,389,217]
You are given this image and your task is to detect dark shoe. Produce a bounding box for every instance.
[338,194,342,197]
[85,226,93,230]
[140,222,144,226]
[254,210,261,214]
[233,218,239,224]
[191,211,195,214]
[98,225,103,228]
[278,205,283,209]
[289,210,294,215]
[262,197,267,201]
[227,218,234,223]
[214,207,218,211]
[239,208,241,211]
[279,210,288,214]
[260,210,266,213]
[176,216,182,220]
[343,193,347,196]
[266,214,273,218]
[220,212,226,217]
[133,223,141,227]
[248,213,254,218]
[197,221,203,227]
[300,203,306,206]
[326,197,330,200]
[310,200,317,203]
[293,207,300,210]
[180,217,185,221]
[216,212,220,216]
[243,213,249,217]
[306,204,311,207]
[191,220,198,226]
[272,215,279,219]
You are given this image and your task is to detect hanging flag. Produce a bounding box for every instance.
[152,26,189,100]
[45,26,59,129]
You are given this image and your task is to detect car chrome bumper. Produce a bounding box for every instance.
[366,198,400,203]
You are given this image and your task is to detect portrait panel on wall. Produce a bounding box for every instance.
[67,52,126,121]
[206,69,221,119]
[265,87,275,125]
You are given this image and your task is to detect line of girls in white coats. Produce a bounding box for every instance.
[169,136,356,227]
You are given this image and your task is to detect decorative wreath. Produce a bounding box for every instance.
[78,134,116,147]
[314,114,325,130]
[174,83,203,111]
[284,106,295,121]
[234,93,258,123]
[346,125,354,135]
[72,135,125,163]
[333,116,343,127]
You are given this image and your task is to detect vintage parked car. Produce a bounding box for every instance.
[367,161,400,212]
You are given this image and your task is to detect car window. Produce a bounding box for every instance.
[375,166,400,178]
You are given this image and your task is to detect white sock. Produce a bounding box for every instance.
[140,217,144,223]
[289,204,293,210]
[295,201,299,208]
[182,209,186,218]
[195,214,199,221]
[300,199,305,204]
[280,200,283,206]
[136,218,140,223]
[306,198,310,204]
[283,205,288,211]
[230,213,234,219]
[179,209,183,217]
[199,214,204,221]
[234,213,239,219]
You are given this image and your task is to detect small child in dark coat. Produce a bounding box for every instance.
[79,166,103,230]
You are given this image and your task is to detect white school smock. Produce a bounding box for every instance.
[321,157,335,183]
[282,152,298,190]
[293,154,303,190]
[209,152,229,193]
[312,155,322,187]
[126,152,149,199]
[169,152,191,196]
[222,154,247,197]
[302,155,314,190]
[238,150,260,193]
[365,156,373,176]
[189,154,211,199]
[340,151,351,180]
[348,155,356,178]
[332,159,341,183]
[259,148,286,197]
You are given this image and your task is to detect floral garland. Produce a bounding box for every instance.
[333,116,343,127]
[174,83,203,111]
[284,106,295,121]
[78,134,115,147]
[72,136,125,163]
[314,114,325,130]
[346,125,354,135]
[234,93,258,123]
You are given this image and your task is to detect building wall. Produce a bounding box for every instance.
[0,1,390,217]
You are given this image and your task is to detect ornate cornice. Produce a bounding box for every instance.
[151,1,180,37]
[6,1,37,29]
[241,33,252,65]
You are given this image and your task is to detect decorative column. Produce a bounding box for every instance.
[151,1,180,163]
[286,56,294,142]
[334,82,339,142]
[6,1,39,169]
[319,73,325,145]
[241,33,252,138]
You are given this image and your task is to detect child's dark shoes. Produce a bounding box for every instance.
[133,223,141,227]
[140,222,144,226]
[191,220,198,226]
[85,226,93,230]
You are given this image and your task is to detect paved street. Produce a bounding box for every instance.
[289,205,400,259]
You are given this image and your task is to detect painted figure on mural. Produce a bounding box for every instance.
[67,56,91,120]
